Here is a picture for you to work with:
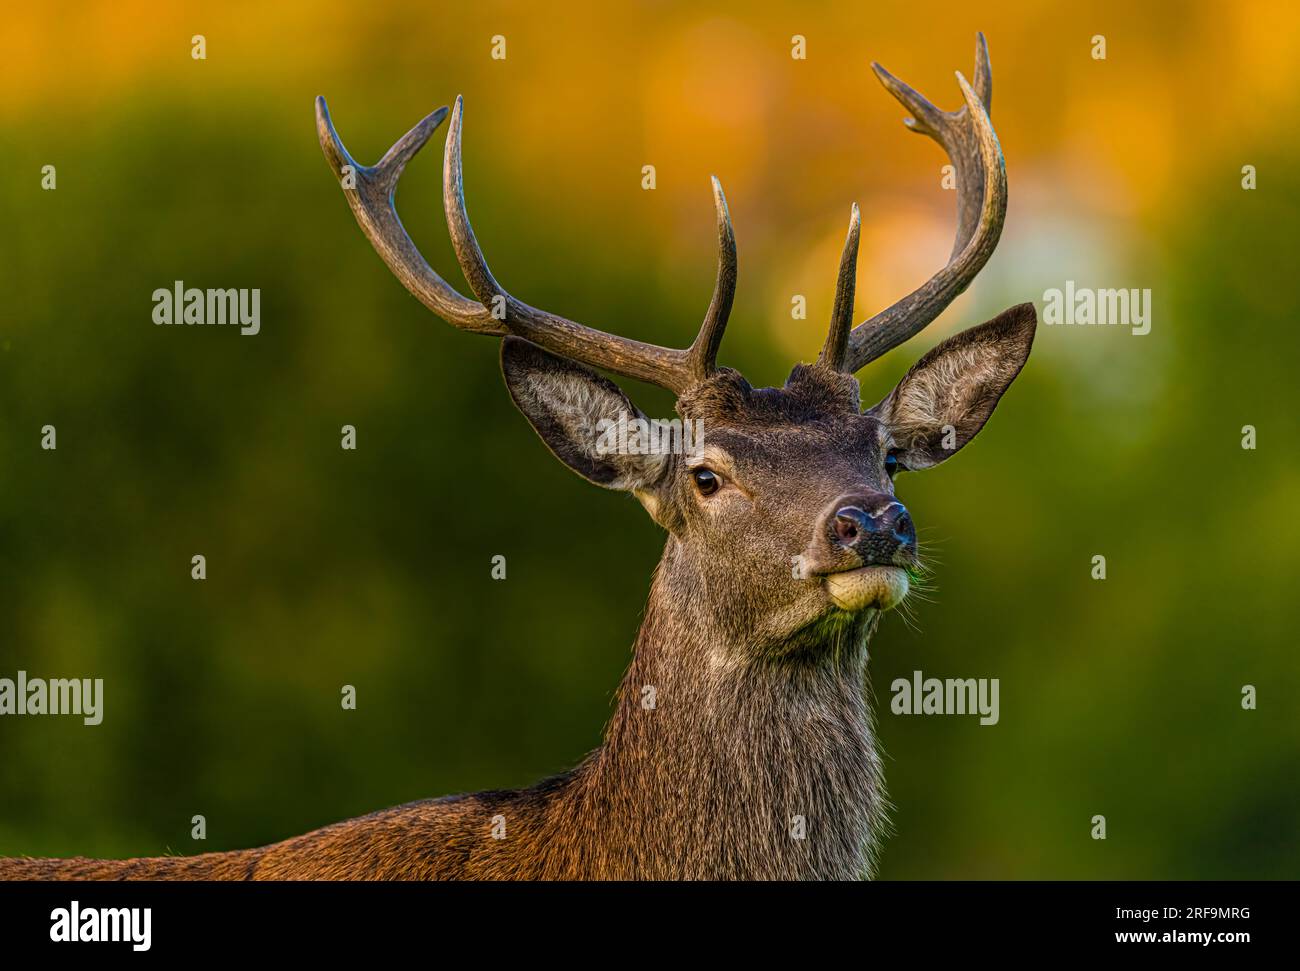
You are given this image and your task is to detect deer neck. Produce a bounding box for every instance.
[572,544,888,879]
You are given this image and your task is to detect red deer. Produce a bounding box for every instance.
[3,34,1033,880]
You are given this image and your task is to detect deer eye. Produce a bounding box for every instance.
[884,453,901,478]
[691,467,721,496]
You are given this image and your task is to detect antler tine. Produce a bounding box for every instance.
[972,29,993,109]
[314,96,505,335]
[442,96,732,395]
[818,203,860,370]
[685,176,737,382]
[870,62,946,139]
[842,32,1007,372]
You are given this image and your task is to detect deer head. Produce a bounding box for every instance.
[314,34,1033,877]
[315,33,1031,660]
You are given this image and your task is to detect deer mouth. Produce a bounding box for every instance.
[825,565,909,613]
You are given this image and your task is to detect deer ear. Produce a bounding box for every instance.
[501,337,671,492]
[867,303,1036,470]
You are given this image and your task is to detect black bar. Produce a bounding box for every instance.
[0,880,1281,957]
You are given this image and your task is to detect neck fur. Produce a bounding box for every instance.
[550,546,889,879]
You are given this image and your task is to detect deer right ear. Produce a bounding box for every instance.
[501,337,671,492]
[866,303,1036,470]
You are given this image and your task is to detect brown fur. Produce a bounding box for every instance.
[0,306,1035,881]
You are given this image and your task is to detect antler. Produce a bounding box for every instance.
[316,95,735,395]
[317,33,1003,390]
[817,203,860,370]
[838,32,1007,373]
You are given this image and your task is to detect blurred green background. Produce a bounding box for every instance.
[1,0,1296,878]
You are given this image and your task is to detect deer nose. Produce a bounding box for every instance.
[830,497,916,563]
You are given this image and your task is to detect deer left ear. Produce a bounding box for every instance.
[867,303,1036,470]
[501,336,671,492]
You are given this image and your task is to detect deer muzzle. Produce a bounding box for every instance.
[793,492,917,612]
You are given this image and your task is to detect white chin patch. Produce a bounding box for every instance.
[826,566,909,613]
